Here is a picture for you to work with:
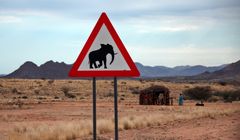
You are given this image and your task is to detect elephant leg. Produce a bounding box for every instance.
[90,61,93,69]
[98,61,102,68]
[93,62,98,68]
[103,58,107,69]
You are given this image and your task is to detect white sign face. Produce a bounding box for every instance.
[78,24,131,71]
[69,12,140,77]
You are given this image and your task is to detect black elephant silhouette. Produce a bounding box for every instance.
[88,44,116,69]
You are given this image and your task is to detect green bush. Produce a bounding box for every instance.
[213,90,240,102]
[183,86,212,101]
[183,86,240,102]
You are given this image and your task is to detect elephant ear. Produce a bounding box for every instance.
[100,44,105,48]
[107,44,113,48]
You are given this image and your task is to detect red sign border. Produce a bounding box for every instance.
[69,12,140,77]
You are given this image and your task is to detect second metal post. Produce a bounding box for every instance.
[93,77,97,140]
[114,77,118,140]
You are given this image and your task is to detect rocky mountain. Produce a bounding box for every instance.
[136,63,226,77]
[2,60,228,79]
[192,60,240,81]
[4,61,72,79]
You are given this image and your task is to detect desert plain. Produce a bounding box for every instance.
[0,79,239,140]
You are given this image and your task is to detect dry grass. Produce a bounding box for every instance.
[9,121,92,140]
[0,79,239,140]
[0,79,236,105]
[8,105,240,140]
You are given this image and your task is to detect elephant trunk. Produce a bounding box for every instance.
[109,50,115,65]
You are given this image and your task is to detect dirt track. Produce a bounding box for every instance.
[0,101,239,140]
[99,112,240,140]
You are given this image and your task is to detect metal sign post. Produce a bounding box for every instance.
[92,77,118,140]
[68,12,140,140]
[114,77,118,140]
[92,77,97,140]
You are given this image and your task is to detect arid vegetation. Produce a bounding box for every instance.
[183,86,240,102]
[0,79,237,104]
[0,79,239,140]
[8,106,240,140]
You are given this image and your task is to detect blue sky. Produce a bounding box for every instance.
[0,0,240,74]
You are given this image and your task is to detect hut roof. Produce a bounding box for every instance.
[140,85,169,94]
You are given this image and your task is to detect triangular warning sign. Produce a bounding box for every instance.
[69,12,140,77]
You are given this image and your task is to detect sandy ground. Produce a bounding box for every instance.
[99,112,240,140]
[0,101,239,140]
[0,79,239,140]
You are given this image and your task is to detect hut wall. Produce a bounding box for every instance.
[139,86,170,105]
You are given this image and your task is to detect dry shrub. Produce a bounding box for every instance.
[12,88,18,94]
[61,86,70,94]
[97,119,114,134]
[104,92,114,97]
[61,86,76,98]
[48,80,54,85]
[130,86,140,94]
[218,80,227,86]
[208,95,221,102]
[34,89,40,95]
[10,121,92,140]
[9,106,240,140]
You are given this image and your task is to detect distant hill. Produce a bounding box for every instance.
[191,60,240,81]
[4,61,72,79]
[3,60,228,79]
[136,63,226,77]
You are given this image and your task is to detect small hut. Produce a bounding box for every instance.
[139,85,170,105]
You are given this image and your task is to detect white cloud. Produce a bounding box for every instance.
[0,15,22,23]
[123,15,215,33]
[0,10,49,16]
[128,44,240,66]
[193,6,240,20]
[136,24,200,33]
